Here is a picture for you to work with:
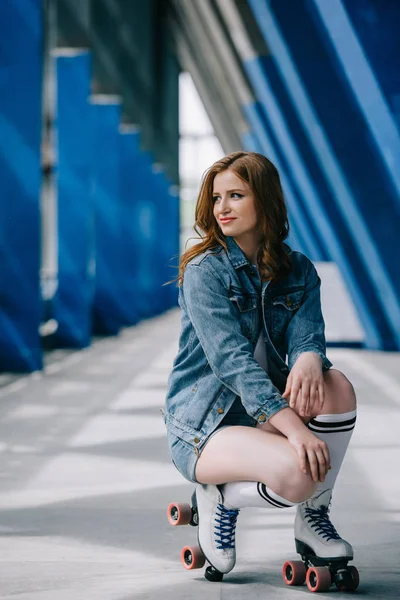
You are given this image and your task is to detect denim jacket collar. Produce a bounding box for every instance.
[224,235,293,270]
[225,236,250,269]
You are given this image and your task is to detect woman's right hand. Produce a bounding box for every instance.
[269,406,331,483]
[287,429,331,483]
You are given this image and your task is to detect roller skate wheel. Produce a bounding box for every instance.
[335,566,360,592]
[306,566,331,592]
[180,545,205,570]
[282,560,306,586]
[167,502,192,526]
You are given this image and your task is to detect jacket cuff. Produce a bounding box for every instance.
[289,348,333,372]
[253,397,290,424]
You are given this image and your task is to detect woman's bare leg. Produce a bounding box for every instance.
[195,425,316,503]
[194,369,356,504]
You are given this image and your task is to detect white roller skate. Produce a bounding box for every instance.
[196,484,240,576]
[282,489,359,592]
[167,483,240,581]
[295,488,353,560]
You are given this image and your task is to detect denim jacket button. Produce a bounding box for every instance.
[258,413,266,422]
[194,437,200,444]
[217,407,224,414]
[286,295,293,307]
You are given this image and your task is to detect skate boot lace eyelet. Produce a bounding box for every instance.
[214,503,240,549]
[305,505,341,541]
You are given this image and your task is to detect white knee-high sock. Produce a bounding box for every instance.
[220,481,297,510]
[307,409,357,494]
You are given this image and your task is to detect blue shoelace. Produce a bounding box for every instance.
[214,503,240,550]
[305,505,341,541]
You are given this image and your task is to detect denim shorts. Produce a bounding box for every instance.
[167,397,257,483]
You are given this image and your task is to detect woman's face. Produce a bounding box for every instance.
[212,170,259,240]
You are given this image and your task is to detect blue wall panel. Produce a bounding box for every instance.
[341,0,400,128]
[0,0,43,372]
[125,134,159,319]
[91,101,127,335]
[241,131,261,153]
[54,51,93,347]
[333,0,400,198]
[247,0,399,350]
[119,128,141,325]
[267,0,400,349]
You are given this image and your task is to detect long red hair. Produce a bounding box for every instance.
[170,151,292,286]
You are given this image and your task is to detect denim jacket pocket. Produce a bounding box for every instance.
[271,289,304,334]
[229,288,257,312]
[229,288,258,337]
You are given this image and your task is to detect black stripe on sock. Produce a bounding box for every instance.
[309,416,356,429]
[257,483,292,508]
[308,425,355,434]
[257,484,282,508]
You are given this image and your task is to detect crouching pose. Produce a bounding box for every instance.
[164,151,357,577]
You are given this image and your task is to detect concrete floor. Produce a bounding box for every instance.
[0,308,399,599]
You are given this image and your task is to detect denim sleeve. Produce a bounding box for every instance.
[182,262,289,422]
[285,260,333,372]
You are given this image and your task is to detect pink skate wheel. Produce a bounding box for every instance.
[282,560,306,585]
[306,566,331,592]
[180,545,206,570]
[167,502,192,526]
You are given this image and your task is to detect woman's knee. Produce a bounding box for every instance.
[265,459,317,504]
[285,472,317,504]
[323,369,357,412]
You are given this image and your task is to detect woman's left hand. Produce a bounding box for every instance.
[282,352,325,418]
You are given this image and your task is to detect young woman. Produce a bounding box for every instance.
[164,151,357,576]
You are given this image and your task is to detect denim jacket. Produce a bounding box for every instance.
[164,236,332,457]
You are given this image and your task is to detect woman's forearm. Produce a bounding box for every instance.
[268,406,308,438]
